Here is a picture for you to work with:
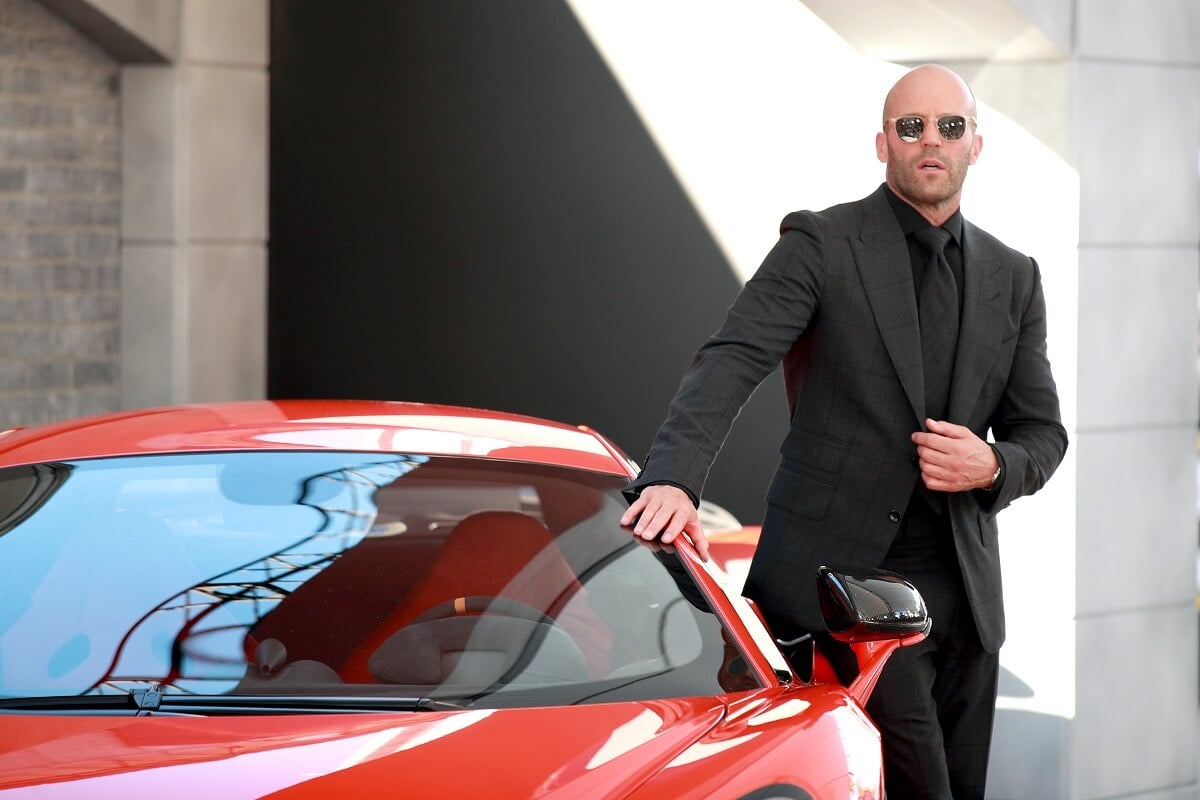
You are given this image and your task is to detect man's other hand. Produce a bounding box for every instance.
[911,419,1000,492]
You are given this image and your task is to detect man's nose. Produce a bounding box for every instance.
[919,121,942,146]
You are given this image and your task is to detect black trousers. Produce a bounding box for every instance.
[867,494,999,800]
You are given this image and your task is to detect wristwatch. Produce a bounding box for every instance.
[987,462,1002,490]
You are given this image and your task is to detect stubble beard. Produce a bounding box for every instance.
[887,147,970,211]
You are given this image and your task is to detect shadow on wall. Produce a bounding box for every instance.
[268,0,788,522]
[988,668,1068,800]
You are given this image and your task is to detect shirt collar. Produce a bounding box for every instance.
[882,183,964,246]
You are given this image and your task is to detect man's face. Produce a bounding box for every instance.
[875,69,982,211]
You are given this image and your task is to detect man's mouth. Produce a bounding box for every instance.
[918,159,945,172]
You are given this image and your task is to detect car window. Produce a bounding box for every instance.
[0,452,760,709]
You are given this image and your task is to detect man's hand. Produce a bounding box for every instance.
[911,419,999,493]
[619,484,710,561]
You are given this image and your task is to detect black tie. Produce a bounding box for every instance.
[913,226,958,421]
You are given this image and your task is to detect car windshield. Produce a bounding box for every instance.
[0,451,758,710]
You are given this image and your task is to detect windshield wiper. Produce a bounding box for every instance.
[0,685,166,714]
[0,688,466,715]
[154,694,467,714]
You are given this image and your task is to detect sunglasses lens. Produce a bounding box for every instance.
[937,116,968,140]
[894,117,923,142]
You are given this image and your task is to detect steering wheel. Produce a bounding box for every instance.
[410,595,558,627]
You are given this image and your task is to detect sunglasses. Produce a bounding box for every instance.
[886,115,976,143]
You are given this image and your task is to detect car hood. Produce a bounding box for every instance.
[0,698,727,798]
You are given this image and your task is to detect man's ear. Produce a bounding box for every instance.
[969,134,983,165]
[875,131,888,163]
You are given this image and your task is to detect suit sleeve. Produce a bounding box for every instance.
[982,257,1068,513]
[626,212,827,501]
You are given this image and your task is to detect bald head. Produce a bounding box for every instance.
[882,64,977,128]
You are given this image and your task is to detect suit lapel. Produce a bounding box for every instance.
[849,188,926,426]
[948,221,1008,423]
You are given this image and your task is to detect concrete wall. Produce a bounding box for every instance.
[1069,3,1199,796]
[0,0,121,426]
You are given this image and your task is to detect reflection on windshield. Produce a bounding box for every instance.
[0,452,752,707]
[0,453,425,696]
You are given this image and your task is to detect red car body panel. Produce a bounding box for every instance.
[0,693,878,799]
[0,400,631,476]
[0,400,911,799]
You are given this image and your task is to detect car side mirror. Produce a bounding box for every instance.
[817,566,931,642]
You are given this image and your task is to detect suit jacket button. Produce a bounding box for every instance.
[888,509,902,523]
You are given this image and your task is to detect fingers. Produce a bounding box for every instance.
[635,501,684,540]
[916,461,958,491]
[912,419,979,456]
[914,449,967,491]
[621,484,709,561]
[619,494,648,528]
[686,520,711,562]
[635,495,693,544]
[925,418,968,436]
[623,485,682,535]
[911,420,997,492]
[912,419,964,450]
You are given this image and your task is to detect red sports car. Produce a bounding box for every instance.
[0,400,927,799]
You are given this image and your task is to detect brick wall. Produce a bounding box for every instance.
[0,0,120,428]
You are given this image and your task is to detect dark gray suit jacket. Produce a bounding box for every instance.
[629,185,1067,652]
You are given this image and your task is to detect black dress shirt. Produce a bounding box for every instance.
[883,185,965,315]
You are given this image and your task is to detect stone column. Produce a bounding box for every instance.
[118,0,268,406]
[1066,3,1199,797]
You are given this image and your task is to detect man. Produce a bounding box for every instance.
[620,64,1067,799]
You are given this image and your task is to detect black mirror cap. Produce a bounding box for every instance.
[817,566,932,642]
